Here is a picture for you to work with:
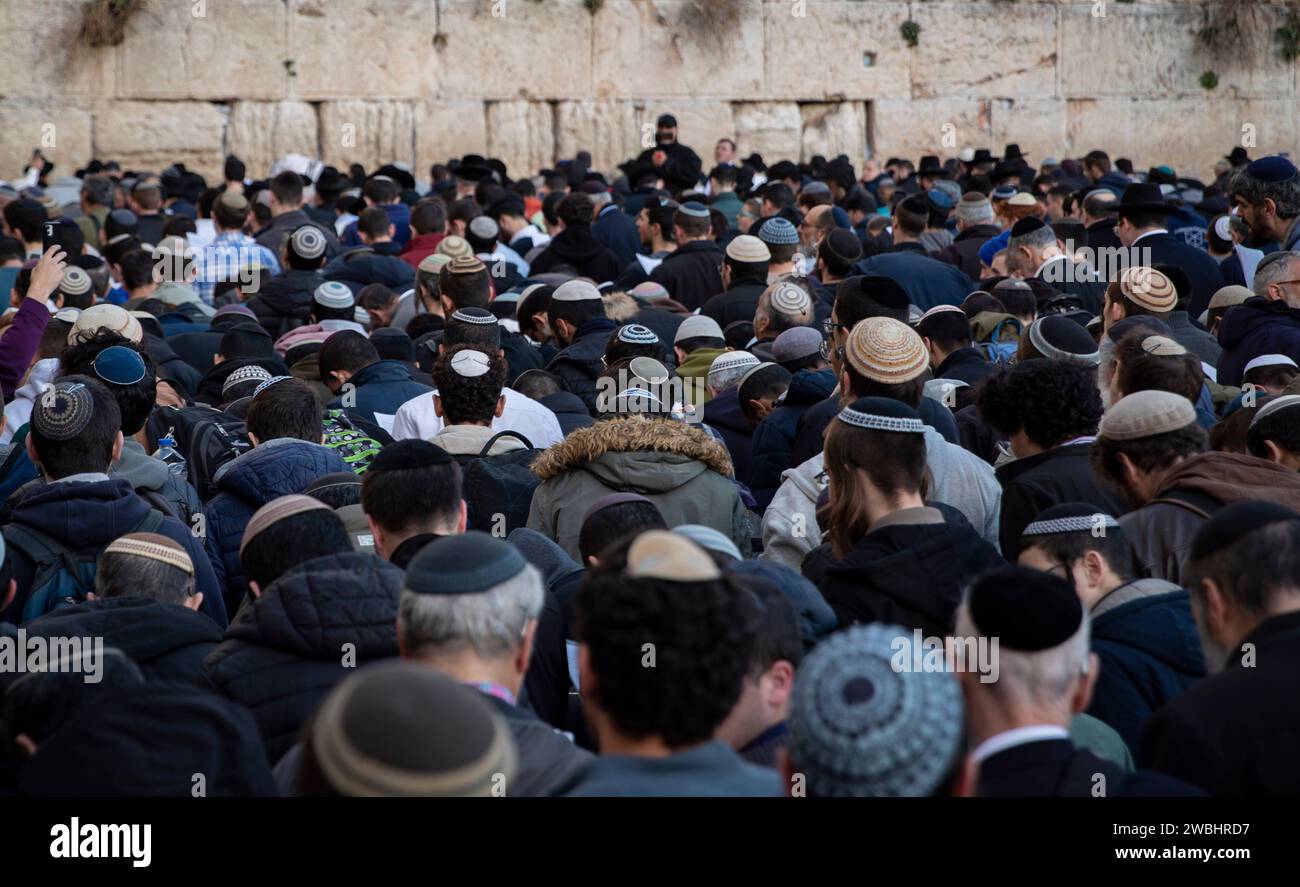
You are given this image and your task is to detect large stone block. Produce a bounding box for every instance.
[292,0,437,100]
[486,101,556,177]
[554,101,642,173]
[227,102,320,180]
[416,101,489,174]
[92,100,226,180]
[762,1,911,101]
[1066,97,1299,183]
[0,0,114,99]
[800,102,867,171]
[871,97,991,164]
[0,101,94,185]
[319,101,418,170]
[911,2,1058,99]
[118,0,288,100]
[733,102,801,165]
[988,98,1068,163]
[593,1,765,99]
[436,0,592,100]
[1059,4,1293,100]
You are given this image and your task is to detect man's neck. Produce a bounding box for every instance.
[409,651,521,697]
[866,491,926,528]
[129,284,157,300]
[273,204,302,218]
[383,524,453,559]
[967,700,1072,749]
[651,237,674,253]
[595,727,687,759]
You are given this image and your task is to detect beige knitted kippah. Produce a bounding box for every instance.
[103,532,194,574]
[1099,390,1198,441]
[1140,335,1187,356]
[625,530,722,582]
[1207,285,1253,311]
[436,235,473,259]
[844,317,929,384]
[1118,266,1177,312]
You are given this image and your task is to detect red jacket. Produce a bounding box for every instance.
[400,231,446,270]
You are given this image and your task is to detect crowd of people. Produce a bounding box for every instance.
[0,116,1298,797]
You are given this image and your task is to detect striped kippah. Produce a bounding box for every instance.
[241,494,332,553]
[289,225,327,260]
[1022,514,1119,537]
[252,375,293,398]
[445,255,485,275]
[617,324,659,345]
[418,253,452,275]
[709,350,760,377]
[768,281,811,315]
[836,396,926,434]
[103,532,194,574]
[314,281,355,309]
[32,381,95,441]
[60,266,93,297]
[451,307,497,326]
[1251,394,1300,428]
[844,317,929,384]
[222,364,273,395]
[436,235,473,259]
[1118,266,1177,313]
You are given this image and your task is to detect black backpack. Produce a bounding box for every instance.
[452,431,541,537]
[148,405,253,501]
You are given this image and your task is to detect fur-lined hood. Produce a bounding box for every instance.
[532,415,734,481]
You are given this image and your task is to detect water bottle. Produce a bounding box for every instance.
[155,429,188,477]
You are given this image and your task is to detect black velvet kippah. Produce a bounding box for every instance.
[1189,501,1300,562]
[405,531,527,596]
[1010,216,1047,238]
[967,566,1083,652]
[369,440,452,472]
[859,275,910,310]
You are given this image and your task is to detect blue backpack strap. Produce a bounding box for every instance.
[3,524,94,621]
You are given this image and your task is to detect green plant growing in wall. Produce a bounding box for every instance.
[1279,12,1300,61]
[1200,70,1219,90]
[900,19,921,48]
[79,0,141,47]
[584,0,604,14]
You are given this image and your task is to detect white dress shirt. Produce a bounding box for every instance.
[390,386,564,449]
[971,724,1072,764]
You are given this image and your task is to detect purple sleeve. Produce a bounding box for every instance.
[0,298,50,399]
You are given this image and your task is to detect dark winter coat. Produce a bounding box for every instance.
[649,240,725,312]
[199,551,401,765]
[934,223,1002,280]
[326,359,431,429]
[528,227,623,283]
[996,442,1125,557]
[545,317,618,416]
[1141,610,1300,796]
[1087,579,1206,754]
[592,204,642,270]
[22,597,222,683]
[194,355,290,406]
[1,477,227,628]
[1216,296,1300,386]
[625,141,704,195]
[247,269,325,340]
[702,386,755,486]
[202,438,350,611]
[853,250,975,311]
[1134,232,1226,319]
[978,739,1200,798]
[323,243,416,297]
[805,505,1004,636]
[538,391,595,437]
[933,346,998,390]
[749,368,836,509]
[701,275,768,329]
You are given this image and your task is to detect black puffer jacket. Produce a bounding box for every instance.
[247,269,325,340]
[22,597,221,683]
[198,551,402,765]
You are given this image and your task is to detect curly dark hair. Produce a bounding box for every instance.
[432,344,506,426]
[977,358,1102,448]
[58,332,156,436]
[575,544,759,748]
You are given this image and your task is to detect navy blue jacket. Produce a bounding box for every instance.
[853,249,975,311]
[538,391,594,437]
[326,359,431,429]
[1088,581,1206,754]
[702,386,755,486]
[202,439,350,611]
[324,242,415,297]
[1135,232,1225,319]
[749,368,836,509]
[199,551,401,765]
[592,204,641,270]
[650,240,725,312]
[2,477,227,628]
[22,596,222,683]
[1216,297,1300,387]
[546,318,617,416]
[341,201,412,249]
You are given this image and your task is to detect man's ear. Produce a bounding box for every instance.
[1116,451,1142,495]
[365,512,388,558]
[516,619,538,675]
[441,295,455,316]
[1264,439,1286,464]
[248,580,262,599]
[456,499,468,533]
[185,591,203,612]
[247,431,261,447]
[494,395,506,418]
[1201,577,1232,647]
[433,394,444,418]
[1071,652,1100,714]
[674,345,687,365]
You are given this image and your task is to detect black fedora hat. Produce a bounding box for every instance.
[991,160,1023,183]
[1116,182,1170,217]
[1004,143,1029,161]
[971,148,995,165]
[1225,146,1250,166]
[918,155,946,177]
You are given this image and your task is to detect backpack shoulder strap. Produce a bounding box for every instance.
[478,430,534,457]
[133,508,168,535]
[3,523,91,594]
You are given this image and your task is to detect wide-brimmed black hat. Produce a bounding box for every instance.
[991,160,1023,183]
[1116,182,1170,216]
[1225,146,1250,166]
[1004,143,1028,161]
[918,155,946,177]
[971,148,995,165]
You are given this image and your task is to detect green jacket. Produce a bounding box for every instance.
[526,415,748,561]
[676,346,726,404]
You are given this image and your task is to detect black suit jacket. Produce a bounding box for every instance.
[978,738,1201,797]
[1141,611,1300,796]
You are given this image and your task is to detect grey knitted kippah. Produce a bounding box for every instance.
[788,623,964,797]
[222,364,273,396]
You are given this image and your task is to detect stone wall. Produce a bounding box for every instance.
[1,0,1296,186]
